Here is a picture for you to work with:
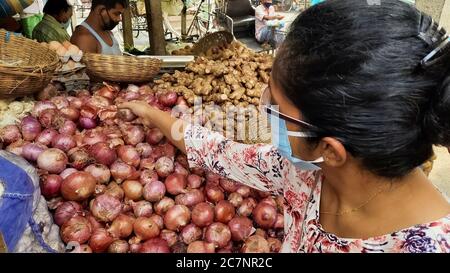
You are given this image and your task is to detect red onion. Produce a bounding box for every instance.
[139,238,170,253]
[165,173,187,195]
[205,222,231,248]
[155,143,176,159]
[154,197,175,216]
[121,125,144,146]
[191,202,214,227]
[22,143,46,161]
[260,197,277,208]
[118,108,137,122]
[242,235,270,253]
[252,203,277,229]
[54,201,83,226]
[273,213,284,229]
[143,181,166,202]
[175,189,205,207]
[80,105,97,119]
[267,238,281,253]
[60,168,77,179]
[110,161,136,183]
[205,185,225,204]
[237,198,257,217]
[215,200,236,224]
[139,158,155,170]
[129,239,141,253]
[68,147,93,170]
[139,169,158,185]
[0,125,21,145]
[21,116,41,141]
[108,214,135,239]
[160,229,178,247]
[228,217,254,242]
[121,91,140,101]
[155,157,174,178]
[37,148,68,174]
[77,89,91,98]
[91,194,122,222]
[164,205,191,231]
[187,174,203,189]
[98,106,117,122]
[134,217,160,240]
[206,172,221,183]
[236,185,251,198]
[187,241,215,253]
[68,97,83,109]
[122,180,143,201]
[6,140,28,156]
[36,128,58,146]
[220,178,240,193]
[117,145,140,168]
[58,120,77,135]
[79,117,97,129]
[61,171,96,201]
[39,108,59,128]
[69,244,93,253]
[47,196,64,210]
[228,192,243,207]
[108,240,129,253]
[84,164,110,184]
[32,101,57,117]
[95,86,117,100]
[87,95,112,110]
[105,182,124,201]
[148,215,163,230]
[89,142,117,166]
[94,184,106,197]
[174,162,189,176]
[60,107,80,122]
[158,91,178,107]
[51,96,69,110]
[60,215,92,244]
[89,228,114,253]
[136,143,152,158]
[146,128,164,145]
[131,200,153,218]
[52,134,76,152]
[40,174,62,199]
[181,224,202,245]
[82,130,107,146]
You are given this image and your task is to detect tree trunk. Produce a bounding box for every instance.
[122,0,134,50]
[145,0,166,55]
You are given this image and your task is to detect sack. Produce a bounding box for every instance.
[0,151,64,253]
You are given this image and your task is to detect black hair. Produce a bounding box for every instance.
[92,0,127,9]
[43,0,72,16]
[273,0,450,178]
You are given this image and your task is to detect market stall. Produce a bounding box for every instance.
[0,22,283,253]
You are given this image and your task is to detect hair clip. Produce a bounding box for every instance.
[420,36,450,68]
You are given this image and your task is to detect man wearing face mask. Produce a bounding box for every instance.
[255,0,284,48]
[71,0,126,55]
[32,0,73,43]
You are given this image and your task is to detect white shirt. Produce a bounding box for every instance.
[255,4,276,41]
[21,0,45,17]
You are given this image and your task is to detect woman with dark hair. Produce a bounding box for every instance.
[32,0,73,43]
[120,0,450,252]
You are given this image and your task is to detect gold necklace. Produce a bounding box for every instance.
[319,185,387,216]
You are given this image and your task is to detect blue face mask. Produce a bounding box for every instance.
[264,2,272,8]
[270,115,324,171]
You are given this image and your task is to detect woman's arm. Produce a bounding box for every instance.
[119,101,286,194]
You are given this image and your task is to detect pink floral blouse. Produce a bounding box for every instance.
[184,124,450,253]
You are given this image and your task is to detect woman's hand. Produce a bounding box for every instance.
[119,101,153,120]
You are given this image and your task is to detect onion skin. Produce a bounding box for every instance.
[36,128,58,146]
[0,125,22,145]
[21,116,41,141]
[154,197,175,216]
[163,205,191,231]
[84,164,110,184]
[228,216,254,242]
[143,181,166,202]
[187,241,215,253]
[54,201,83,226]
[155,156,174,178]
[242,235,270,253]
[90,194,122,222]
[89,142,117,166]
[108,240,130,253]
[131,200,153,218]
[180,223,202,245]
[191,202,214,228]
[133,217,160,240]
[60,215,92,244]
[205,222,232,248]
[37,148,68,174]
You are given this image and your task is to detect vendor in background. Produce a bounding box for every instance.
[120,0,450,252]
[32,0,73,43]
[255,0,285,49]
[71,0,126,55]
[20,0,45,39]
[0,17,22,33]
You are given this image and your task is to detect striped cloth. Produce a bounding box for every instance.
[0,0,35,17]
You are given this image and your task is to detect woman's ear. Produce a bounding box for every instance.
[319,137,347,167]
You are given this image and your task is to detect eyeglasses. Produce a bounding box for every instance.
[259,86,318,130]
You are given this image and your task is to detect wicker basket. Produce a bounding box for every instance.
[82,53,162,83]
[0,30,60,99]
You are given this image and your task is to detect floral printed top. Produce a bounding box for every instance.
[184,125,450,253]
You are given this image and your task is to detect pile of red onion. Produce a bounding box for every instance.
[2,83,284,253]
